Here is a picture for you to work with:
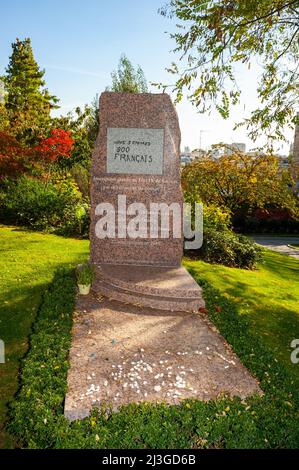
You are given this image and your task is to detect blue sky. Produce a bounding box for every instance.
[0,0,293,153]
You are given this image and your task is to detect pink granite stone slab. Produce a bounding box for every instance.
[64,295,262,421]
[90,92,184,267]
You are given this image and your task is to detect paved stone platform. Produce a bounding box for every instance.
[64,295,262,421]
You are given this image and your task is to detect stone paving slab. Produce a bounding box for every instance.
[64,295,262,421]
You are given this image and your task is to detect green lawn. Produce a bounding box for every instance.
[184,250,299,381]
[1,226,299,448]
[0,226,89,448]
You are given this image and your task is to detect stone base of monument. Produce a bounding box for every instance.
[92,264,205,313]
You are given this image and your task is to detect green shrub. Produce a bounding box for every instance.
[75,262,94,285]
[8,268,299,448]
[70,163,90,199]
[0,175,89,236]
[184,201,257,268]
[203,204,231,231]
[186,228,262,269]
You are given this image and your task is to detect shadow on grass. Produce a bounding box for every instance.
[0,262,82,449]
[186,264,299,385]
[260,250,299,281]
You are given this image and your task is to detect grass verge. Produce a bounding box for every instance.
[0,225,89,448]
[184,250,299,381]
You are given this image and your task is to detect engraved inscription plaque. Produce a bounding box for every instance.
[107,127,164,175]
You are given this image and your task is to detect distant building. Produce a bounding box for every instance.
[224,142,246,155]
[190,148,207,160]
[209,147,221,159]
[180,146,192,166]
[246,150,265,158]
[277,155,289,169]
[180,155,192,166]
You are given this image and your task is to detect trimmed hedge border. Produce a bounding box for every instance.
[8,268,299,448]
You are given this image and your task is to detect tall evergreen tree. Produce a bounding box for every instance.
[2,38,58,143]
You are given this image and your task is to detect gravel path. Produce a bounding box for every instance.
[253,237,299,260]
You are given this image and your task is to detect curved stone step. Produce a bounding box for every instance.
[92,278,204,313]
[95,264,202,299]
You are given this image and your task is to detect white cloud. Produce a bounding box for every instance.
[45,64,106,79]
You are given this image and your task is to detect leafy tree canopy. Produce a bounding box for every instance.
[110,54,148,93]
[182,149,299,218]
[52,99,99,168]
[159,1,299,147]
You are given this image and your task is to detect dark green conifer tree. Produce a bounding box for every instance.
[3,38,59,143]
